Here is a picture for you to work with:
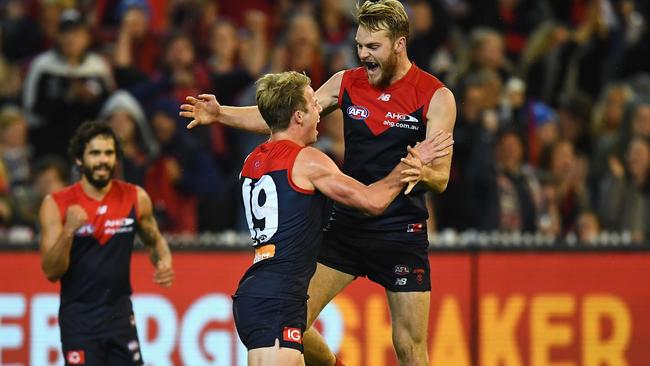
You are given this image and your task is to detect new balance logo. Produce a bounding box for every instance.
[377,93,391,101]
[395,278,408,286]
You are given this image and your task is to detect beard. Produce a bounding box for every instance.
[366,52,398,89]
[81,162,114,189]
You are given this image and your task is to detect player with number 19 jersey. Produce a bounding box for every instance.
[233,140,327,352]
[235,140,327,301]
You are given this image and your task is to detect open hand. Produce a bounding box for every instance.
[180,94,221,129]
[411,130,454,165]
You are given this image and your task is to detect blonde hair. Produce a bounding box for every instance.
[356,0,409,41]
[256,71,311,132]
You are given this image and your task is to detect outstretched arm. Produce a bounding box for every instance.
[180,71,345,133]
[39,197,87,282]
[136,186,174,288]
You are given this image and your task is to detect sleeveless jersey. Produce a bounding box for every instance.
[51,180,139,333]
[330,63,445,235]
[235,140,326,301]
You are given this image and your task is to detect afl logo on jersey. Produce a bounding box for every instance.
[347,105,369,120]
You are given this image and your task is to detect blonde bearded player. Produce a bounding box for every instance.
[181,1,456,364]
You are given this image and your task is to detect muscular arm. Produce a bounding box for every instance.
[39,196,75,282]
[293,147,406,216]
[420,87,457,192]
[136,187,174,287]
[181,71,344,133]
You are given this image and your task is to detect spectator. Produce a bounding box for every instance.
[527,101,560,167]
[0,107,31,189]
[453,27,510,89]
[271,12,326,88]
[557,93,593,156]
[469,129,544,232]
[598,136,650,243]
[113,4,162,88]
[406,0,454,79]
[23,9,114,157]
[14,155,69,230]
[128,33,211,107]
[576,211,601,245]
[99,90,158,185]
[144,99,222,233]
[544,140,590,234]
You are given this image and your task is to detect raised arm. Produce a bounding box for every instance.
[180,71,345,133]
[39,196,87,282]
[136,186,174,288]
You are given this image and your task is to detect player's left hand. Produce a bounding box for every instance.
[154,259,175,288]
[400,153,424,195]
[411,130,453,165]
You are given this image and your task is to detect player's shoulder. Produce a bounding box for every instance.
[51,182,79,201]
[412,64,445,89]
[343,67,368,84]
[112,179,138,193]
[296,146,336,171]
[109,180,141,203]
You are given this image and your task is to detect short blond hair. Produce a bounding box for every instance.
[256,71,311,132]
[356,0,409,41]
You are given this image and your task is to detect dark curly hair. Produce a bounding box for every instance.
[68,121,123,163]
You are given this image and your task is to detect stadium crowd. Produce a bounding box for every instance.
[0,0,649,244]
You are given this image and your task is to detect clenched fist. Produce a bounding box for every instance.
[64,205,88,233]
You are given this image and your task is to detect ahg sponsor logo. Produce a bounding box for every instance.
[347,106,369,120]
[385,111,419,123]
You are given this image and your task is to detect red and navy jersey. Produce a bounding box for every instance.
[51,180,139,333]
[330,63,444,235]
[235,140,326,301]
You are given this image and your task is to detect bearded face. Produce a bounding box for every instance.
[356,27,401,89]
[78,135,117,189]
[80,159,115,189]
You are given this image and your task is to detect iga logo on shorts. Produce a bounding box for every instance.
[283,327,303,344]
[347,106,369,120]
[66,350,85,364]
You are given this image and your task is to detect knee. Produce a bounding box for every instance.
[393,329,428,362]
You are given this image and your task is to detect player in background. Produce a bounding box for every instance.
[39,121,174,366]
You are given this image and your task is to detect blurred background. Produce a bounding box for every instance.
[1,0,650,365]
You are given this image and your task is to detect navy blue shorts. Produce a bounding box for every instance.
[318,229,431,292]
[233,296,306,352]
[60,314,143,366]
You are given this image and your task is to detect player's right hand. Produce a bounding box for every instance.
[64,205,88,232]
[180,94,221,129]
